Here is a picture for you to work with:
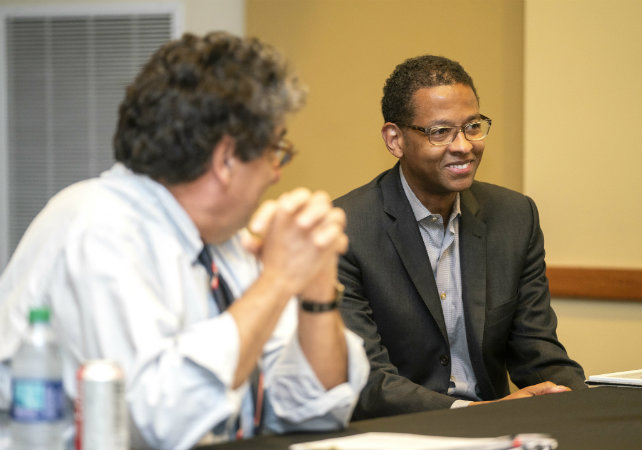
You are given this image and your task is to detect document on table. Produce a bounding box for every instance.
[289,432,557,450]
[587,369,642,386]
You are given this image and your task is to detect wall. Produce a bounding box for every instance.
[524,0,642,376]
[247,0,525,199]
[553,299,640,376]
[524,0,641,269]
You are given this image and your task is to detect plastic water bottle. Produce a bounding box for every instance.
[10,307,66,450]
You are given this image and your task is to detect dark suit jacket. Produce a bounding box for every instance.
[334,164,586,420]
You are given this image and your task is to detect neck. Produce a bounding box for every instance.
[164,177,227,244]
[401,172,457,219]
[416,191,456,221]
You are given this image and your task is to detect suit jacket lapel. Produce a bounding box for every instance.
[380,165,448,341]
[459,187,493,393]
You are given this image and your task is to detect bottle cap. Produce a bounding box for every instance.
[28,307,51,324]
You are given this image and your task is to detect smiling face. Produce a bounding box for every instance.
[390,83,484,214]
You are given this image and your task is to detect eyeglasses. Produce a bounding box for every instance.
[270,138,297,168]
[398,115,492,146]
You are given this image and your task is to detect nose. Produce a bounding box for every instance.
[448,128,473,153]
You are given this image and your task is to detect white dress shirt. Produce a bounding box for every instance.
[0,163,368,450]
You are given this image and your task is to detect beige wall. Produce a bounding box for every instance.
[247,0,525,199]
[524,0,642,269]
[553,299,641,376]
[524,0,642,377]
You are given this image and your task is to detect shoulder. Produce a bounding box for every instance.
[25,167,187,257]
[333,168,407,248]
[465,180,536,213]
[468,180,530,202]
[463,181,541,235]
[334,168,394,213]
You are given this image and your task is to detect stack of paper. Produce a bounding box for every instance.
[587,369,642,386]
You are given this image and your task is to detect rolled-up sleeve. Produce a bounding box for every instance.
[263,304,369,434]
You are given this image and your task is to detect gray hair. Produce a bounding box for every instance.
[114,31,307,184]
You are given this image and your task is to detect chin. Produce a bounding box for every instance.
[448,179,475,193]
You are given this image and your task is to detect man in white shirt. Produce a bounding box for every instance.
[0,31,368,449]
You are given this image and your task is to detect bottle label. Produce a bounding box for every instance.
[11,377,65,422]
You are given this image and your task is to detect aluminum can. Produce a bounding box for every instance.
[75,360,129,450]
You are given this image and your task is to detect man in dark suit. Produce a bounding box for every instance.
[334,55,586,420]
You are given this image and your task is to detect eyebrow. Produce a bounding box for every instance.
[426,114,482,127]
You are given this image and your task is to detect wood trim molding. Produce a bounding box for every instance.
[546,266,642,302]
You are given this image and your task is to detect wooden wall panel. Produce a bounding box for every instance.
[547,267,642,301]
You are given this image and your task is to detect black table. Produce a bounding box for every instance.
[198,386,642,450]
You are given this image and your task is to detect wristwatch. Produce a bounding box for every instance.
[299,282,345,313]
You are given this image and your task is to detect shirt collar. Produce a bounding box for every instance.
[105,163,204,262]
[399,165,461,223]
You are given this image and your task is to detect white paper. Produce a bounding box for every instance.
[289,432,557,450]
[587,369,642,386]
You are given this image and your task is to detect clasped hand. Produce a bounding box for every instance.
[241,188,348,301]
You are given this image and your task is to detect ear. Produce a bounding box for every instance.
[381,122,404,159]
[210,135,236,187]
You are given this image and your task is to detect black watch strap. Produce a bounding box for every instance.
[299,282,345,313]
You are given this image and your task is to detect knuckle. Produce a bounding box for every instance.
[313,190,331,202]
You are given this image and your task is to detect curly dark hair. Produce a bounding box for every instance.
[114,31,306,184]
[381,55,478,125]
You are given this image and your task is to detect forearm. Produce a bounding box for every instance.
[297,308,348,389]
[236,188,350,389]
[507,197,586,388]
[227,269,295,388]
[354,367,456,419]
[265,326,368,431]
[128,349,242,450]
[100,313,247,449]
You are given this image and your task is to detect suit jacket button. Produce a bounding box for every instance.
[440,354,450,366]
